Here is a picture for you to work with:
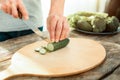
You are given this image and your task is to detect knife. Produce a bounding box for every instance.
[30,27,50,42]
[17,9,50,42]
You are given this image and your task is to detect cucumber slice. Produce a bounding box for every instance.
[47,38,70,52]
[47,43,54,51]
[34,48,41,52]
[39,47,47,55]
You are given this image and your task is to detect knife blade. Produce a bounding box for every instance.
[17,9,50,42]
[31,27,50,42]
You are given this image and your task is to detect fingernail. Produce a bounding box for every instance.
[60,38,62,41]
[56,39,59,42]
[60,37,64,40]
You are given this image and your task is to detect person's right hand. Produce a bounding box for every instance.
[0,0,29,20]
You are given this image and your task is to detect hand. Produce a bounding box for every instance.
[0,0,28,20]
[47,14,70,42]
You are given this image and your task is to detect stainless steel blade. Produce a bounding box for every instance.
[31,27,49,42]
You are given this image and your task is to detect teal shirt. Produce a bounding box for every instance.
[0,0,43,32]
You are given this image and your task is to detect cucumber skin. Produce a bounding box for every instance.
[47,38,70,52]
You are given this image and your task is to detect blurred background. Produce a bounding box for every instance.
[41,0,107,30]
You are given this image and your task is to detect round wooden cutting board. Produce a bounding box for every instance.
[0,38,106,80]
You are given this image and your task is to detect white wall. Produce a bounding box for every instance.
[99,0,107,12]
[41,0,107,30]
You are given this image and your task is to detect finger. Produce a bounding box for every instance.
[60,18,70,40]
[47,18,50,32]
[1,4,8,13]
[6,1,11,14]
[18,0,29,20]
[49,16,59,42]
[11,2,18,18]
[55,19,63,42]
[47,18,51,41]
[0,4,1,10]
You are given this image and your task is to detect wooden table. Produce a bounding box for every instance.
[0,30,120,80]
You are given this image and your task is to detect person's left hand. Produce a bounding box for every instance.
[47,14,70,42]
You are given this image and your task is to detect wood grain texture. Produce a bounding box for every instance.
[0,31,120,80]
[0,38,106,80]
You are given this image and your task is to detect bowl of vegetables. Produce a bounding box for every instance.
[67,12,120,35]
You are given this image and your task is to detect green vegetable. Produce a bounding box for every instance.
[91,16,106,33]
[39,47,47,55]
[106,16,120,32]
[76,11,95,17]
[34,38,70,55]
[67,15,81,28]
[77,19,92,31]
[47,38,70,52]
[67,11,120,33]
[68,18,76,28]
[67,14,75,21]
[76,11,108,18]
[34,48,41,52]
[35,47,47,55]
[67,11,108,32]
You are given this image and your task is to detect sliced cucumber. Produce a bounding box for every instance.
[34,38,70,55]
[47,43,54,51]
[34,48,41,52]
[47,38,70,52]
[39,47,47,55]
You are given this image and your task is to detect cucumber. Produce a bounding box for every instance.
[35,47,47,55]
[34,38,70,55]
[34,48,41,52]
[39,47,47,55]
[47,38,70,52]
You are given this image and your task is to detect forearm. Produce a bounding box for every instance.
[47,0,69,42]
[49,0,65,16]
